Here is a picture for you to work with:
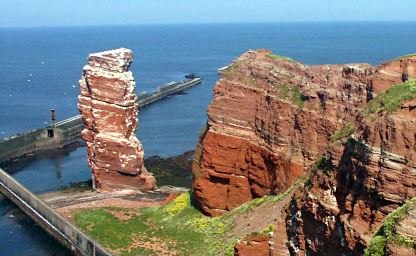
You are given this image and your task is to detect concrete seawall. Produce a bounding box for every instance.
[0,78,202,164]
[0,116,83,164]
[137,77,202,107]
[0,167,111,256]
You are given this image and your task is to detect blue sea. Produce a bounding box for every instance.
[0,22,415,255]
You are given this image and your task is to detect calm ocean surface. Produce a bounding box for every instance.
[0,22,415,255]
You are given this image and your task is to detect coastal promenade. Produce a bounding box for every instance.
[0,77,202,164]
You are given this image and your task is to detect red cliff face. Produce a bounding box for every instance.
[234,233,270,256]
[192,50,416,254]
[287,106,416,255]
[78,48,155,191]
[371,55,416,94]
[193,50,373,216]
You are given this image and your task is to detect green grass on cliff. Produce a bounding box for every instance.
[274,83,307,108]
[365,198,416,256]
[222,63,239,80]
[266,53,295,63]
[74,176,305,255]
[330,123,355,143]
[291,86,307,108]
[75,193,233,256]
[221,62,259,87]
[395,53,416,60]
[364,80,416,115]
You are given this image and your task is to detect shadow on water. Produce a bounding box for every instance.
[0,140,84,175]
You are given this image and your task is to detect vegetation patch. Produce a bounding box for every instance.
[395,53,416,60]
[330,123,355,143]
[199,122,208,141]
[222,63,240,80]
[273,83,307,108]
[228,175,305,216]
[365,198,416,256]
[277,83,290,98]
[266,53,295,63]
[221,62,258,87]
[75,193,227,255]
[304,156,335,189]
[261,224,275,235]
[74,176,305,255]
[364,80,416,115]
[291,86,307,108]
[304,178,313,189]
[312,156,334,175]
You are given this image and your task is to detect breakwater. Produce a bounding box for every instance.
[0,77,202,164]
[0,167,111,256]
[0,115,83,164]
[137,77,202,107]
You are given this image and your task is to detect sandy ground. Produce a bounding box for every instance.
[40,186,188,221]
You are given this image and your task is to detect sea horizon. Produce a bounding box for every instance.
[2,19,416,29]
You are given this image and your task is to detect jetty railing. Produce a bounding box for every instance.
[0,167,111,256]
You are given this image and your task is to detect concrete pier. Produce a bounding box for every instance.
[0,167,111,256]
[137,77,202,107]
[0,115,83,164]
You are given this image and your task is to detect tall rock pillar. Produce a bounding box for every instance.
[78,48,155,191]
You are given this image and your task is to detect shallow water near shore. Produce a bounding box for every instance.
[0,22,416,255]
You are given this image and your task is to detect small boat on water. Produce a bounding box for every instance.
[185,73,197,79]
[217,66,229,74]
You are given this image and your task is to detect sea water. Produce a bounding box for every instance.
[0,22,415,255]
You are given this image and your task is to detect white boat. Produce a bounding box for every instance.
[217,65,229,74]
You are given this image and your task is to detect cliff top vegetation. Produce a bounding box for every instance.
[395,53,416,60]
[364,80,416,115]
[74,177,304,255]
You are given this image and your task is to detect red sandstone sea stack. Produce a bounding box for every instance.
[78,48,155,191]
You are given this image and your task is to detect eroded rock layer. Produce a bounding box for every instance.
[192,50,416,254]
[78,48,155,191]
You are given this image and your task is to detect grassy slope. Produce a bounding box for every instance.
[365,198,416,256]
[395,53,416,60]
[266,53,295,63]
[364,80,416,115]
[330,123,355,143]
[74,177,305,256]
